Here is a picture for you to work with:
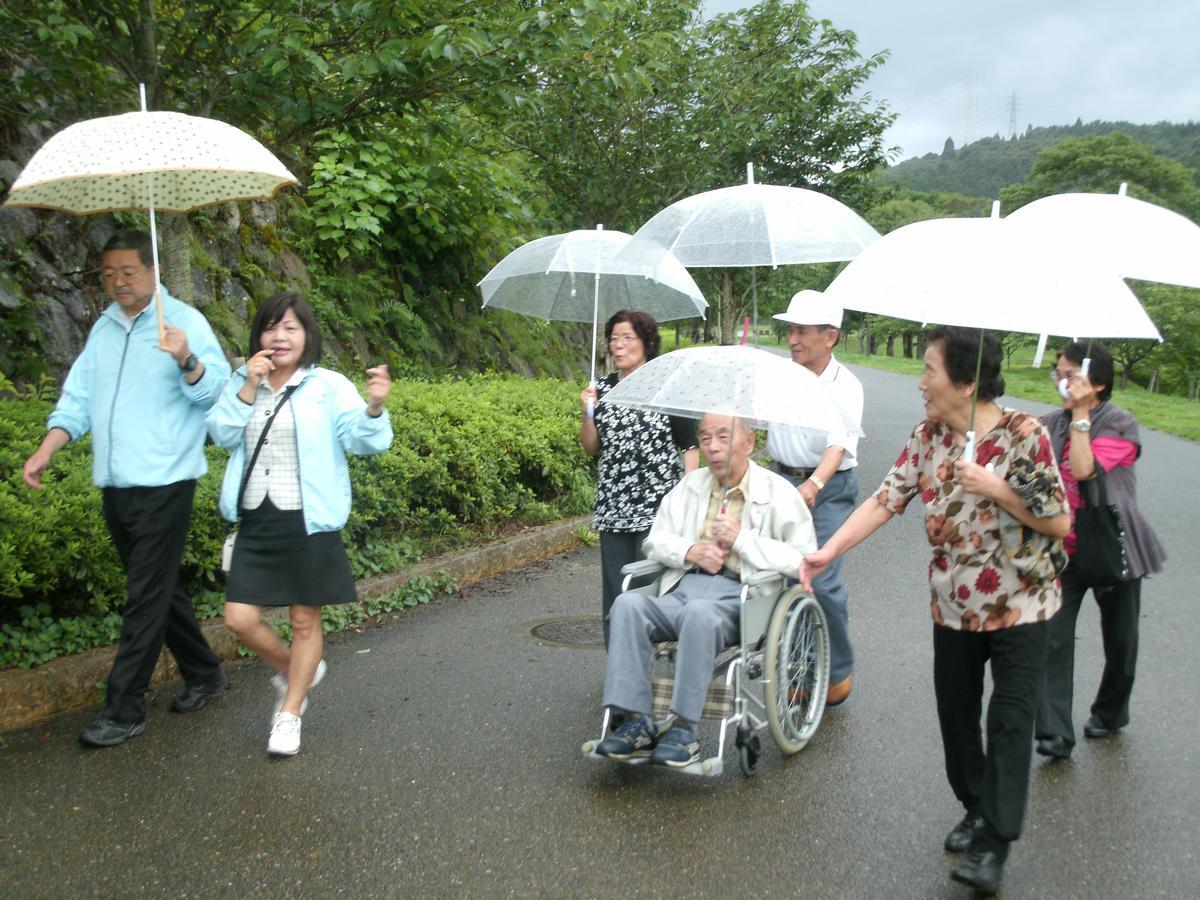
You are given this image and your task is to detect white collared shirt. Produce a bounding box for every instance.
[767,354,864,470]
[240,367,310,511]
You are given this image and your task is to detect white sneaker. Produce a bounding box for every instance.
[270,658,327,717]
[267,712,302,756]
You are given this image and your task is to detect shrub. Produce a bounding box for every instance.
[0,374,594,667]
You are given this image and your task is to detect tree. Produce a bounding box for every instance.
[498,0,895,342]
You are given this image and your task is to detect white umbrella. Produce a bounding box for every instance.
[1005,183,1200,366]
[824,204,1161,457]
[620,163,880,339]
[823,210,1162,341]
[4,85,299,341]
[1006,184,1200,290]
[599,345,862,439]
[478,224,707,386]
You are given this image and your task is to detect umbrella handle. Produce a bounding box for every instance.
[963,431,976,464]
[1081,357,1091,378]
[586,397,594,419]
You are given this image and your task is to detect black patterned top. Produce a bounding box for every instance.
[593,372,698,532]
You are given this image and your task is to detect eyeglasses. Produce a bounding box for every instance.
[100,267,150,284]
[1048,368,1082,383]
[608,333,640,345]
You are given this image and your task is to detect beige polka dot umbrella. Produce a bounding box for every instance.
[3,94,298,340]
[4,110,297,215]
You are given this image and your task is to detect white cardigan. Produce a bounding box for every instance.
[642,460,817,595]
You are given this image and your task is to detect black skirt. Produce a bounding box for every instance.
[226,496,357,607]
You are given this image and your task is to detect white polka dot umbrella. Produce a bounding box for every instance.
[3,110,298,215]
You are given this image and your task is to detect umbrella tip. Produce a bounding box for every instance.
[1117,182,1128,196]
[596,223,604,231]
[746,162,755,185]
[990,200,1001,219]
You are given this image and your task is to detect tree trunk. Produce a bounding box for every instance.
[158,212,193,305]
[885,334,895,357]
[903,332,914,359]
[719,269,736,345]
[1148,368,1159,394]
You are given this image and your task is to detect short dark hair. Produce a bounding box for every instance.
[926,325,1005,401]
[248,292,323,367]
[605,309,661,359]
[101,229,154,269]
[1059,341,1114,401]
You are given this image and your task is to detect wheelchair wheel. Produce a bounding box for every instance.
[764,587,830,754]
[736,728,760,776]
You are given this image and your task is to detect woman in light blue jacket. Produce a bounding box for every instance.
[207,292,392,757]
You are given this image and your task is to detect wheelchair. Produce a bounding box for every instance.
[582,559,831,777]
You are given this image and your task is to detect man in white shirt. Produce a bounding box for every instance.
[767,290,864,706]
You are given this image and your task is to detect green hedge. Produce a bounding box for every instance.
[0,373,594,668]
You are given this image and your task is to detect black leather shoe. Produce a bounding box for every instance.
[944,811,984,852]
[951,847,1005,894]
[1083,714,1117,739]
[170,669,229,713]
[79,716,145,747]
[1036,735,1073,760]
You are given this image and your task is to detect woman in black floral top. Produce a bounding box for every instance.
[580,310,698,647]
[801,327,1069,895]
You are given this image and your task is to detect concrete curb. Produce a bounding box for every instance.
[0,515,592,733]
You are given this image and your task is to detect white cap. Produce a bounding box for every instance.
[773,289,843,329]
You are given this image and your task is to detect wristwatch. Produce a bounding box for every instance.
[1069,418,1091,433]
[180,353,199,372]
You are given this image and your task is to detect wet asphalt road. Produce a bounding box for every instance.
[1,365,1198,898]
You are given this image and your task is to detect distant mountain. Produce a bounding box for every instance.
[882,120,1200,199]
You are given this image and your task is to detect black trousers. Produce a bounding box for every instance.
[933,619,1050,854]
[101,479,221,724]
[1036,565,1141,744]
[598,529,649,648]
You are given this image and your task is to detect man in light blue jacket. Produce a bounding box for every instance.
[23,229,232,747]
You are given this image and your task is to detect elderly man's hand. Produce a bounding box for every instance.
[685,541,729,575]
[159,324,191,366]
[710,512,741,549]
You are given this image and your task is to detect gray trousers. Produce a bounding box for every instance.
[603,573,741,724]
[778,467,858,682]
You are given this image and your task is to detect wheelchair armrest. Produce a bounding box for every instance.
[745,570,784,588]
[620,560,666,577]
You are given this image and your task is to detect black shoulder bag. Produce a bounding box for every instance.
[1070,466,1129,586]
[221,386,298,572]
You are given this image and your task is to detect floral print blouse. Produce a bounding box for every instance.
[874,408,1066,631]
[593,372,697,533]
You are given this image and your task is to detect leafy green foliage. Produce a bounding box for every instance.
[0,374,594,668]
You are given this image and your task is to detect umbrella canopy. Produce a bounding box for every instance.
[600,345,862,440]
[478,225,707,386]
[478,227,706,323]
[823,213,1162,341]
[4,110,299,215]
[622,164,880,269]
[1005,186,1200,290]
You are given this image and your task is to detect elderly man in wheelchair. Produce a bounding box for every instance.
[590,411,822,774]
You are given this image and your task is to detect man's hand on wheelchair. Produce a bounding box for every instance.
[686,541,729,575]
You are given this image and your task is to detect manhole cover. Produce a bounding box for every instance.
[530,616,604,647]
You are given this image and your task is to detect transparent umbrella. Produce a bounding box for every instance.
[4,85,298,342]
[619,163,879,340]
[478,224,707,386]
[600,345,862,438]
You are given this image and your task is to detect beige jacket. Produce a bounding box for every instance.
[643,460,817,596]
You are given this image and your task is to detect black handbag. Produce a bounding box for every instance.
[1071,467,1129,585]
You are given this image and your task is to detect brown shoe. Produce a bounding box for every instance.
[826,675,853,707]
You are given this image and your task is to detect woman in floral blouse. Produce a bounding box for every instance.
[801,326,1069,895]
[580,310,698,647]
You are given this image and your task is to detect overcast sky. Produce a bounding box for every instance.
[703,1,1200,161]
